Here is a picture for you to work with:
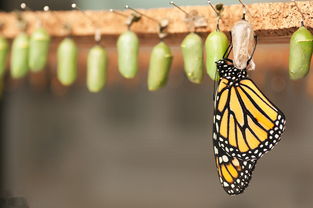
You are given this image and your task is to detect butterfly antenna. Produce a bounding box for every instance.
[213,63,220,105]
[224,45,233,59]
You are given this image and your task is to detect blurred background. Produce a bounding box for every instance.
[1,0,313,208]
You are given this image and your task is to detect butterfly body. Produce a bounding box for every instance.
[213,58,286,195]
[216,59,248,83]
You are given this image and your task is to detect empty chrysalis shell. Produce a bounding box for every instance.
[117,31,139,79]
[181,32,203,84]
[57,38,78,86]
[289,26,313,80]
[29,27,51,72]
[231,20,256,70]
[148,41,173,91]
[11,33,30,79]
[87,45,108,92]
[205,31,229,80]
[0,35,9,78]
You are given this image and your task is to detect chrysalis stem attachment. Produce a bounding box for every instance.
[170,1,207,32]
[15,4,28,32]
[21,3,46,28]
[44,5,72,35]
[208,1,224,31]
[126,5,168,39]
[291,0,305,27]
[110,9,141,30]
[169,1,189,16]
[238,0,252,20]
[125,5,158,23]
[208,0,219,16]
[72,3,102,42]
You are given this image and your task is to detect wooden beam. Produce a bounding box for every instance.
[0,1,312,45]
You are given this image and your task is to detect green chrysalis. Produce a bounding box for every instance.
[148,41,173,91]
[289,26,313,80]
[87,45,108,92]
[57,38,78,86]
[181,32,203,84]
[29,27,50,72]
[205,31,229,80]
[11,33,30,79]
[117,31,139,79]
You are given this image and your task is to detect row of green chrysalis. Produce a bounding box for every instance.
[11,28,50,78]
[117,30,229,90]
[0,27,50,79]
[0,29,230,92]
[180,31,229,83]
[1,26,312,91]
[0,28,107,92]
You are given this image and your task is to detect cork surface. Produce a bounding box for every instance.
[0,1,312,44]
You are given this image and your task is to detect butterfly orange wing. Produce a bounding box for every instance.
[214,78,286,161]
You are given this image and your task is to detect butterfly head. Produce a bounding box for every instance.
[216,59,248,82]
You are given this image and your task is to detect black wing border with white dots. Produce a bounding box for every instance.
[212,138,256,195]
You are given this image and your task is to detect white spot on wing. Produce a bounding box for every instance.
[222,155,229,162]
[214,146,218,154]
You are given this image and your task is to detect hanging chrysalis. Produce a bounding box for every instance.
[231,20,256,70]
[116,11,141,79]
[57,37,78,86]
[148,41,173,91]
[205,3,229,80]
[87,45,107,92]
[0,34,9,78]
[181,33,203,83]
[10,11,30,79]
[70,3,108,92]
[205,31,229,80]
[289,0,313,80]
[87,41,108,92]
[289,27,313,79]
[117,31,139,79]
[147,17,172,91]
[29,27,50,72]
[171,3,207,84]
[11,32,30,79]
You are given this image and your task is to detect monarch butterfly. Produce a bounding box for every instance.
[213,36,286,195]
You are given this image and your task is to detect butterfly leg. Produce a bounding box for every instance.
[223,31,233,59]
[247,35,258,66]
